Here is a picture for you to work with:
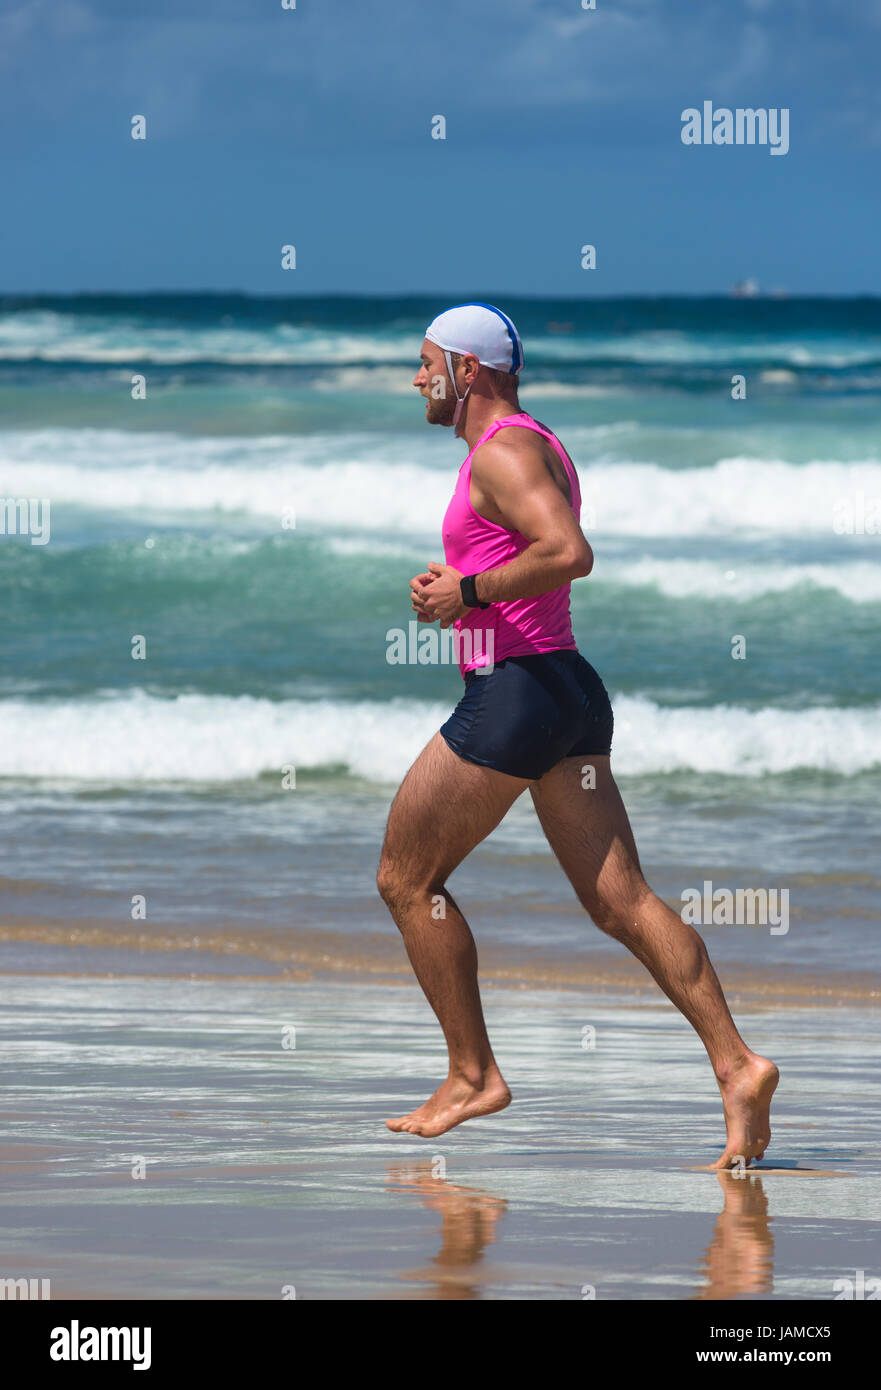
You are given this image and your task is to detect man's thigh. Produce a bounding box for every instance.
[529,754,646,914]
[380,732,531,887]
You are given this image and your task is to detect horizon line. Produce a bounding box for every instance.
[2,289,880,302]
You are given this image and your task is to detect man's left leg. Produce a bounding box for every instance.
[530,754,779,1168]
[378,732,532,1137]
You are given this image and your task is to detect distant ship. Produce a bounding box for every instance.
[729,278,760,298]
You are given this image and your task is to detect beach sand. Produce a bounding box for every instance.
[1,969,878,1300]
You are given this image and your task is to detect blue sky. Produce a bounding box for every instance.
[2,0,880,295]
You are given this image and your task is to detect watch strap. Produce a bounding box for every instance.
[460,574,490,610]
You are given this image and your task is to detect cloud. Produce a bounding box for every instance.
[2,0,880,154]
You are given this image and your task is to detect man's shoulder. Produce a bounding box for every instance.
[473,424,570,482]
[474,425,556,469]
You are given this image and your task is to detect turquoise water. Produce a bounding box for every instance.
[1,294,880,977]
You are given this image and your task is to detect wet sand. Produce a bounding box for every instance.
[1,916,879,1007]
[1,972,879,1299]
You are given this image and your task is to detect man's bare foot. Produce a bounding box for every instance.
[712,1053,779,1170]
[386,1066,511,1138]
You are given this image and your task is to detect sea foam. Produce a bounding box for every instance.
[1,691,878,784]
[2,428,881,538]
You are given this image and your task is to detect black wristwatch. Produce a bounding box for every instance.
[460,574,490,610]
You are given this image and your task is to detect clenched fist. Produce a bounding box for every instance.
[410,562,468,629]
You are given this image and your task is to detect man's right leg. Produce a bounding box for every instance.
[377,731,532,1138]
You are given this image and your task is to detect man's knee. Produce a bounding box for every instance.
[585,893,628,939]
[376,856,401,908]
[581,878,651,941]
[376,856,440,919]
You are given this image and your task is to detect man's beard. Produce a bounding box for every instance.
[425,389,456,427]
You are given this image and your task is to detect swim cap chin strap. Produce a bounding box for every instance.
[443,349,474,428]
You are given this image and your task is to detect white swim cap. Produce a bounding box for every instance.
[424,302,524,375]
[424,303,523,426]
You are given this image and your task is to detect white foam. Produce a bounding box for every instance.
[581,456,881,537]
[3,428,881,539]
[520,382,623,398]
[602,557,881,603]
[0,313,418,366]
[0,691,878,784]
[0,429,451,531]
[612,696,880,777]
[2,311,879,368]
[0,692,449,785]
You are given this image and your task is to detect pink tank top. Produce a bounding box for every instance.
[441,412,582,677]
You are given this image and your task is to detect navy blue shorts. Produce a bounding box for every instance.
[439,648,614,781]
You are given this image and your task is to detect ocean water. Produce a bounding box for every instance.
[1,294,880,986]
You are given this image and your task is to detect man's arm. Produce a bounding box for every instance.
[413,434,592,626]
[466,434,592,602]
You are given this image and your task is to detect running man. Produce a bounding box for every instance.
[377,303,778,1167]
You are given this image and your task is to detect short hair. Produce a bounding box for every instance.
[449,351,519,395]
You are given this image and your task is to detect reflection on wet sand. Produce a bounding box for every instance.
[389,1164,777,1301]
[695,1172,774,1299]
[386,1163,508,1300]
